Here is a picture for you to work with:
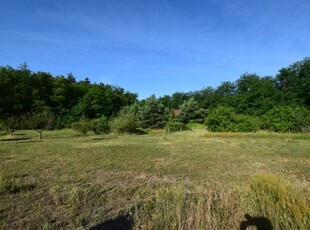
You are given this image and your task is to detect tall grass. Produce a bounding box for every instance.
[133,186,241,230]
[204,131,310,139]
[133,175,310,229]
[241,174,310,229]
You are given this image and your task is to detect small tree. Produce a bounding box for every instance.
[138,95,169,129]
[109,113,138,134]
[24,111,54,139]
[205,106,237,132]
[90,115,110,134]
[71,118,92,137]
[177,97,207,124]
[3,117,20,138]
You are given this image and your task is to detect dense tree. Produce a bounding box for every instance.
[0,65,137,126]
[233,74,279,115]
[177,97,207,123]
[139,95,169,129]
[261,106,310,132]
[276,58,310,107]
[0,58,309,133]
[204,106,260,132]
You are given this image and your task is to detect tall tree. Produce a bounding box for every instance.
[177,97,206,123]
[139,95,169,129]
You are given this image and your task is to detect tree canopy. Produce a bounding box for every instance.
[0,58,309,133]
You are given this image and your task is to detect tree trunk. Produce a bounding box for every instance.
[36,130,43,140]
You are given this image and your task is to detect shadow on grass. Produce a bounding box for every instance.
[90,215,133,230]
[240,214,273,230]
[91,136,118,141]
[0,138,33,142]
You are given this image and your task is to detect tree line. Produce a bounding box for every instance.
[0,58,310,136]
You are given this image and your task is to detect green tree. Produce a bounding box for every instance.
[234,74,279,116]
[276,58,310,107]
[139,95,169,129]
[204,106,260,132]
[262,106,310,132]
[205,106,237,132]
[90,115,110,134]
[3,117,20,138]
[177,97,207,124]
[23,110,54,139]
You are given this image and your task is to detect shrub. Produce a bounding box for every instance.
[235,115,261,132]
[109,113,138,134]
[90,115,110,134]
[261,106,310,132]
[71,118,92,136]
[164,121,190,133]
[205,106,261,132]
[55,114,76,129]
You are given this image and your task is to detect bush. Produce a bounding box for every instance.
[71,118,92,136]
[261,106,310,132]
[90,116,110,134]
[235,115,261,132]
[164,121,190,133]
[109,113,138,134]
[204,106,237,132]
[55,114,76,129]
[205,106,261,132]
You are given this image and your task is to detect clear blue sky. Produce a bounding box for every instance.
[1,0,309,99]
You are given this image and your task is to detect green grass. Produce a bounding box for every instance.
[1,129,309,229]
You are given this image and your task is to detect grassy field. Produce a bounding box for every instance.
[1,129,310,229]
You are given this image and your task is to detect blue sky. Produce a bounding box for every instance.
[1,0,309,99]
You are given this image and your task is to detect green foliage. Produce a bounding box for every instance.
[177,97,207,124]
[186,120,206,129]
[55,113,76,129]
[276,57,310,107]
[0,65,137,124]
[90,115,110,134]
[234,114,261,132]
[205,106,260,132]
[109,114,138,134]
[22,110,55,139]
[164,121,190,133]
[2,116,20,138]
[71,118,92,136]
[204,106,237,132]
[139,95,169,129]
[0,121,6,135]
[261,106,310,132]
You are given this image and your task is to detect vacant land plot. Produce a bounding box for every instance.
[1,129,310,229]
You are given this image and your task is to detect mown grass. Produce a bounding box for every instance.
[0,129,309,229]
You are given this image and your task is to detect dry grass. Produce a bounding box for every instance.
[0,129,309,229]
